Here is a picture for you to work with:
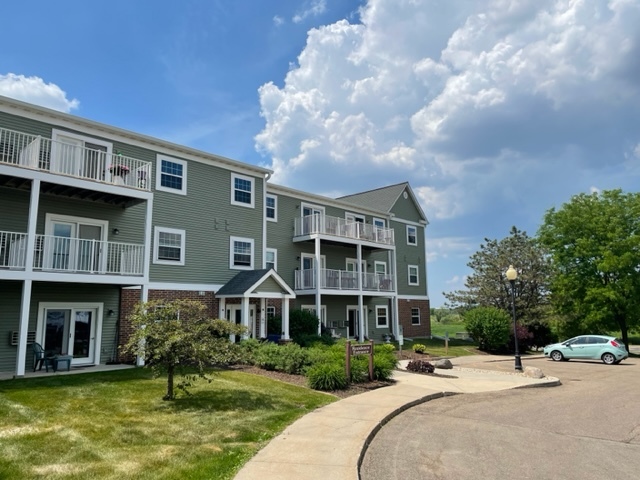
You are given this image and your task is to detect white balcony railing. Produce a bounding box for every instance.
[295,268,395,292]
[0,127,152,191]
[294,214,395,246]
[0,231,144,276]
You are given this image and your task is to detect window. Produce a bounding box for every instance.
[156,155,187,195]
[154,227,185,265]
[411,307,421,325]
[373,218,386,229]
[231,173,255,208]
[376,306,388,328]
[407,225,417,246]
[266,306,276,319]
[265,248,277,270]
[301,305,327,325]
[266,195,277,221]
[51,129,113,179]
[408,265,419,286]
[374,261,387,275]
[230,236,254,269]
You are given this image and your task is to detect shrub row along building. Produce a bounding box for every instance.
[0,95,430,377]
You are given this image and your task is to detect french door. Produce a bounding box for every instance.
[44,215,107,273]
[39,305,101,365]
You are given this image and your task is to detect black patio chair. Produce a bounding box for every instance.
[32,342,54,372]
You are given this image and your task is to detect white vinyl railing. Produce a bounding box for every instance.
[26,235,145,275]
[0,231,28,269]
[295,268,395,292]
[0,127,152,191]
[294,214,395,246]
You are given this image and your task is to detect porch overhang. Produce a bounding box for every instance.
[216,268,296,299]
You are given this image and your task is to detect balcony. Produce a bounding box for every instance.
[295,268,394,293]
[294,214,395,246]
[0,231,144,276]
[0,127,152,191]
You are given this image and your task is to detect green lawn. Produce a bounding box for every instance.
[429,322,468,338]
[0,368,335,480]
[400,337,482,358]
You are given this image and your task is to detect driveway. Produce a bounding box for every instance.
[360,356,640,480]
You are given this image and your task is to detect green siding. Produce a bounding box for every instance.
[0,282,120,373]
[392,218,427,295]
[0,188,30,232]
[390,187,424,223]
[253,277,284,294]
[151,162,265,285]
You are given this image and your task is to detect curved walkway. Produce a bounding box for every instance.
[234,356,559,480]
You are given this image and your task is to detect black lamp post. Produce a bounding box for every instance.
[506,265,523,371]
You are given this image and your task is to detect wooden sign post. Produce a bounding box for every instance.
[345,340,375,381]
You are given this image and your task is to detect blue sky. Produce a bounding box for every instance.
[2,0,640,307]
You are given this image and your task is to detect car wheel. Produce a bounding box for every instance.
[550,350,564,362]
[602,353,616,365]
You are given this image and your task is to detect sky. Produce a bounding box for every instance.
[2,0,639,307]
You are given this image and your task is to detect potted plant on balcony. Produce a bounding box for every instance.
[109,163,130,185]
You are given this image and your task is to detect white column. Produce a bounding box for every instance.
[391,250,399,337]
[358,294,365,343]
[393,296,400,338]
[15,280,32,377]
[219,298,226,320]
[282,298,290,340]
[143,197,153,283]
[315,237,322,335]
[136,286,150,366]
[259,298,266,338]
[15,179,40,377]
[241,297,250,339]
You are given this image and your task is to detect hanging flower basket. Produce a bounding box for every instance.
[109,164,130,176]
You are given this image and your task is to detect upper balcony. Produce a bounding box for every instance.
[0,230,144,277]
[295,268,395,293]
[0,127,152,192]
[294,214,395,247]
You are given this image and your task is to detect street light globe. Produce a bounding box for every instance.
[506,265,517,281]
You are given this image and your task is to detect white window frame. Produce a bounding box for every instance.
[411,307,421,325]
[155,155,187,195]
[230,236,254,270]
[266,194,278,222]
[51,129,113,178]
[374,261,387,275]
[301,305,327,325]
[153,227,186,265]
[408,265,419,286]
[231,173,255,208]
[265,248,277,270]
[406,225,418,246]
[301,253,326,270]
[345,212,365,223]
[373,217,386,229]
[376,305,389,328]
[266,306,276,318]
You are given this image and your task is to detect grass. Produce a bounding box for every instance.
[400,336,482,358]
[429,322,468,338]
[0,367,335,480]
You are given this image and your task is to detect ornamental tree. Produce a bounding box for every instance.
[538,190,640,351]
[444,226,552,323]
[122,299,246,400]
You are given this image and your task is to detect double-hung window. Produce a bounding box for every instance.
[411,307,421,325]
[408,265,419,286]
[266,195,277,221]
[231,173,254,208]
[154,227,185,265]
[376,306,389,328]
[230,236,254,269]
[407,225,417,246]
[266,306,276,319]
[156,155,187,194]
[265,248,277,270]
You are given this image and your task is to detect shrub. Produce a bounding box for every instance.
[412,343,427,354]
[464,307,511,352]
[527,320,557,350]
[293,333,334,348]
[376,343,396,354]
[289,309,320,342]
[372,354,396,381]
[406,360,435,374]
[254,342,310,374]
[266,315,282,335]
[306,362,349,391]
[237,338,262,365]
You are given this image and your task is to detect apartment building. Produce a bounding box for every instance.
[0,95,429,378]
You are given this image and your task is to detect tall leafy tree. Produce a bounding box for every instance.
[123,299,246,400]
[538,190,640,351]
[444,226,551,322]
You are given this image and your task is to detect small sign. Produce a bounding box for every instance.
[351,344,373,356]
[397,334,404,346]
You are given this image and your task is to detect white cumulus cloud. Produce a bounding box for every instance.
[0,73,79,113]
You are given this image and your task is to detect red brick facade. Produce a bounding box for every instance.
[398,299,431,338]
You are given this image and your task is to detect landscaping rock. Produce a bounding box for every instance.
[523,366,544,378]
[433,359,453,369]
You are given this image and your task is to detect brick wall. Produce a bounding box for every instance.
[398,299,431,338]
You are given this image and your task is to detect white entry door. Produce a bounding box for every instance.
[39,305,102,366]
[226,304,256,340]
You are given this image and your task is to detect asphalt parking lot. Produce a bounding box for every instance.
[360,355,640,480]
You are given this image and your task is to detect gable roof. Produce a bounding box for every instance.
[338,182,428,224]
[216,269,295,298]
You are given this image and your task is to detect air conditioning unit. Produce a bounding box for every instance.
[10,331,36,346]
[330,320,339,328]
[341,320,349,328]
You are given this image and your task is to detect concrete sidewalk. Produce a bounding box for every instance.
[234,357,560,480]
